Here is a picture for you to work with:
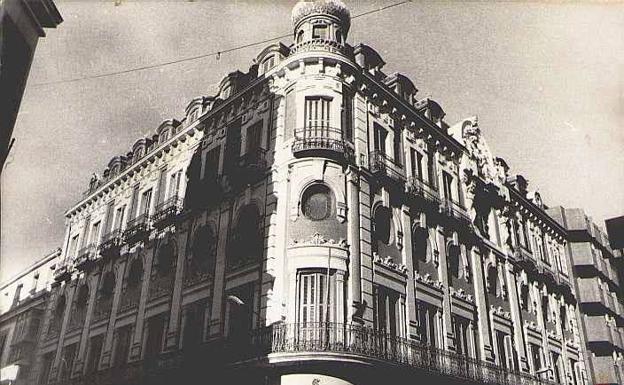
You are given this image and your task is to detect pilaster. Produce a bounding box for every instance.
[165,228,190,350]
[100,259,127,368]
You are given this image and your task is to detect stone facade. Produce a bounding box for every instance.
[0,1,596,385]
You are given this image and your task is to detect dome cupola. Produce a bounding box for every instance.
[291,0,351,47]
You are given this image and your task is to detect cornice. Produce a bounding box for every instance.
[508,186,566,239]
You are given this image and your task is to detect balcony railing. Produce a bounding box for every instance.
[53,261,72,282]
[440,199,471,223]
[369,151,405,183]
[118,286,140,313]
[242,323,556,385]
[153,196,184,229]
[292,127,354,162]
[123,214,151,244]
[406,177,439,204]
[75,244,97,270]
[290,38,347,55]
[238,147,267,170]
[99,229,123,259]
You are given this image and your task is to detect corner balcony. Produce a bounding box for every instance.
[292,127,354,163]
[237,323,555,385]
[369,151,405,184]
[289,38,348,56]
[75,244,97,271]
[405,177,440,206]
[98,229,123,259]
[152,196,184,229]
[123,214,151,245]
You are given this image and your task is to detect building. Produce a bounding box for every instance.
[4,1,593,385]
[0,0,63,173]
[549,208,624,385]
[0,249,60,383]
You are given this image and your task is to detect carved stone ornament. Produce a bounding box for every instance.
[414,272,444,290]
[373,252,408,275]
[291,233,348,248]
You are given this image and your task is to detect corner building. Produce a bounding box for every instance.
[28,1,589,385]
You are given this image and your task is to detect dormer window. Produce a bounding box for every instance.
[312,24,328,39]
[262,56,275,74]
[160,129,170,143]
[222,85,232,100]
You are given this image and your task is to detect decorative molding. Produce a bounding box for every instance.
[373,253,408,275]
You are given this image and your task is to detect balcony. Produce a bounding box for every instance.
[584,316,614,347]
[292,127,354,163]
[369,151,405,184]
[405,177,439,205]
[289,38,347,56]
[440,199,471,224]
[153,196,184,229]
[123,214,151,245]
[75,244,97,271]
[98,230,123,259]
[53,261,71,282]
[238,323,556,385]
[228,148,269,187]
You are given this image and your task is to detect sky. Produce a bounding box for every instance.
[1,0,623,283]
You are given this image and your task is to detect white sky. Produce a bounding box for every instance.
[1,0,623,282]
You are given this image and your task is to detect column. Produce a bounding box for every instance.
[471,246,495,362]
[74,273,101,374]
[400,205,418,338]
[505,260,529,372]
[100,259,127,368]
[436,226,453,350]
[50,282,77,382]
[130,249,154,360]
[165,229,190,350]
[346,167,362,323]
[208,203,232,338]
[358,177,374,326]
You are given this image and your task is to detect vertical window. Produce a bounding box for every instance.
[140,189,152,217]
[393,130,402,165]
[530,343,542,374]
[145,314,165,360]
[443,171,453,201]
[114,205,126,231]
[520,284,529,312]
[203,147,220,181]
[342,91,353,141]
[38,353,54,385]
[372,206,392,251]
[113,326,131,368]
[426,147,436,188]
[373,286,403,339]
[551,352,562,383]
[312,24,328,39]
[245,121,263,153]
[168,170,182,199]
[227,284,255,341]
[410,149,423,180]
[86,335,103,374]
[495,331,508,369]
[59,344,77,380]
[89,221,101,245]
[262,56,275,73]
[298,272,331,325]
[416,301,438,348]
[452,316,472,357]
[183,302,205,350]
[304,96,331,136]
[69,234,79,258]
[373,123,387,153]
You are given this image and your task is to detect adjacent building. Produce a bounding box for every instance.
[549,208,624,385]
[1,1,599,385]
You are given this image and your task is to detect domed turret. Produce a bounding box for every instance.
[291,0,351,47]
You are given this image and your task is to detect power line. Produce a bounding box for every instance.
[30,0,412,88]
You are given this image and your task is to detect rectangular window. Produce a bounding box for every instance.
[426,148,436,188]
[246,121,263,153]
[443,171,454,202]
[410,149,423,180]
[69,234,80,258]
[183,302,205,350]
[298,272,331,325]
[416,301,438,348]
[227,284,255,342]
[312,24,328,39]
[393,131,402,165]
[140,189,152,217]
[114,205,126,231]
[495,331,508,369]
[570,359,579,385]
[262,56,275,73]
[113,326,131,368]
[304,96,331,135]
[530,343,542,374]
[203,147,220,181]
[551,352,562,383]
[59,343,77,380]
[86,335,104,374]
[452,315,472,357]
[168,170,182,199]
[373,123,387,153]
[38,352,54,385]
[145,314,165,360]
[89,221,101,245]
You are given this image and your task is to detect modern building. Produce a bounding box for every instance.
[2,1,594,385]
[549,208,624,385]
[0,0,63,173]
[0,249,60,383]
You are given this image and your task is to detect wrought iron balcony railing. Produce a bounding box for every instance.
[406,177,439,204]
[369,151,405,183]
[99,229,123,258]
[241,323,557,385]
[123,214,151,244]
[153,196,184,229]
[238,147,267,170]
[292,127,354,162]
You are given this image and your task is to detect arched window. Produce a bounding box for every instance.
[296,30,304,44]
[447,244,461,279]
[302,184,333,221]
[155,242,175,275]
[373,206,392,246]
[190,225,217,275]
[486,265,498,296]
[542,296,550,324]
[228,205,263,269]
[559,305,567,331]
[411,226,428,262]
[520,284,529,312]
[100,271,115,299]
[127,259,143,288]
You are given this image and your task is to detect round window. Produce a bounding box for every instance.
[302,185,332,221]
